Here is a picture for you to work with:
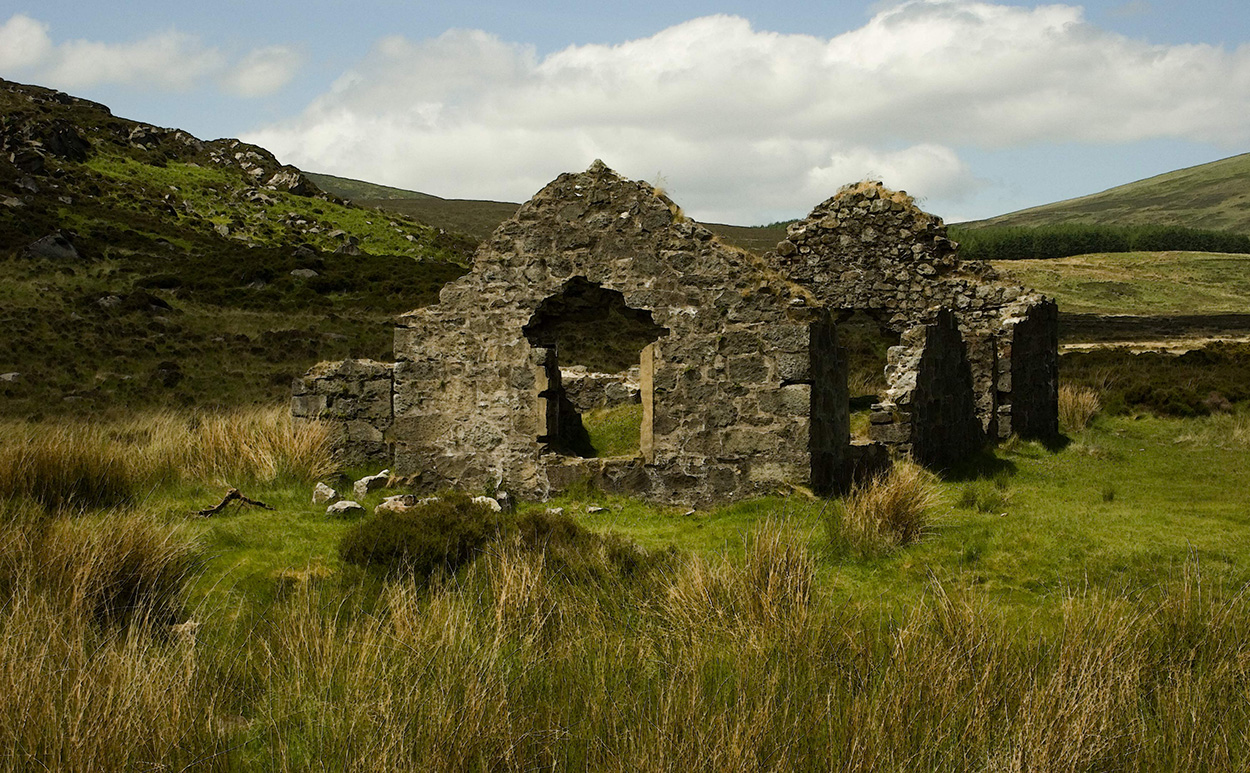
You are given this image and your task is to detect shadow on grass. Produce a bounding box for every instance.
[940,449,1018,482]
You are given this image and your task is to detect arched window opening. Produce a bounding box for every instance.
[525,277,669,458]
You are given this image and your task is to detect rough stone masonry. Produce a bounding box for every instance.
[293,163,1058,505]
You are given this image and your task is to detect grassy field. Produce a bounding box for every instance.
[3,401,1250,770]
[993,251,1250,315]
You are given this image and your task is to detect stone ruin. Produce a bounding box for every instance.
[293,162,1057,505]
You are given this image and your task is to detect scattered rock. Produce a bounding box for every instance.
[494,490,513,513]
[326,500,365,517]
[472,495,502,512]
[544,507,564,517]
[586,506,607,514]
[374,493,440,515]
[0,373,19,382]
[290,268,319,278]
[24,232,79,261]
[214,223,229,237]
[1,197,23,208]
[312,482,339,505]
[353,469,391,499]
[96,295,122,309]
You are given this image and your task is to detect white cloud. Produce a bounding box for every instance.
[43,31,225,91]
[0,14,53,71]
[221,45,304,98]
[0,14,302,97]
[245,2,1250,223]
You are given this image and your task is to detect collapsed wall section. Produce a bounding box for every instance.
[291,358,393,465]
[869,310,983,468]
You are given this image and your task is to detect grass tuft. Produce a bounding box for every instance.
[827,462,941,555]
[1060,384,1103,432]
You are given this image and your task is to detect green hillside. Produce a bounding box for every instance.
[965,153,1250,234]
[312,171,792,251]
[0,78,471,417]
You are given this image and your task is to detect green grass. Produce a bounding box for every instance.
[148,410,1250,618]
[582,403,644,457]
[993,251,1250,315]
[966,151,1250,234]
[5,406,1250,769]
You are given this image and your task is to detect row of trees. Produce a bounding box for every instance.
[948,223,1250,261]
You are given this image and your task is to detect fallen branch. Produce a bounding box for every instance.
[195,488,275,517]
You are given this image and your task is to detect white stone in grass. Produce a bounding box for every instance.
[326,500,365,517]
[312,482,339,505]
[586,505,607,514]
[353,469,391,500]
[472,496,502,512]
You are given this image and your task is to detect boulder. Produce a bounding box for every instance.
[312,482,339,505]
[290,268,319,278]
[0,373,19,382]
[25,232,79,261]
[353,469,391,500]
[326,500,365,517]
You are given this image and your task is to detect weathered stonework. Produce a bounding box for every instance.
[294,166,1058,502]
[767,180,1059,450]
[291,358,393,465]
[869,310,984,468]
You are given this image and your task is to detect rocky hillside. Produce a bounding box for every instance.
[0,78,471,418]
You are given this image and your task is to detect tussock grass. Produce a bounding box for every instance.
[1176,411,1250,449]
[0,406,337,510]
[827,462,941,555]
[3,511,1250,770]
[1059,384,1103,431]
[0,423,135,510]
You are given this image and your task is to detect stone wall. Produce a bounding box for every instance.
[291,359,393,465]
[868,310,983,468]
[998,298,1060,439]
[767,180,1059,448]
[294,169,1059,503]
[389,161,821,506]
[559,366,640,413]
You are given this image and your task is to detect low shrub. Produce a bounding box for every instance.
[827,462,940,555]
[1059,384,1102,431]
[339,491,504,579]
[1061,343,1250,417]
[512,506,674,585]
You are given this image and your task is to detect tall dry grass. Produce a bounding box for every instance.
[0,406,337,510]
[827,461,942,555]
[2,515,1250,770]
[1059,384,1102,432]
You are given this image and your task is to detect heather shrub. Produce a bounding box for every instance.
[339,491,503,579]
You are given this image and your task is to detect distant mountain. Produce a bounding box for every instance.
[310,172,792,252]
[963,153,1250,235]
[0,78,470,416]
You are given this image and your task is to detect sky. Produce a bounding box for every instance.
[2,0,1248,225]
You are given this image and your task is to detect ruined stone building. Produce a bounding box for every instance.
[294,162,1057,504]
